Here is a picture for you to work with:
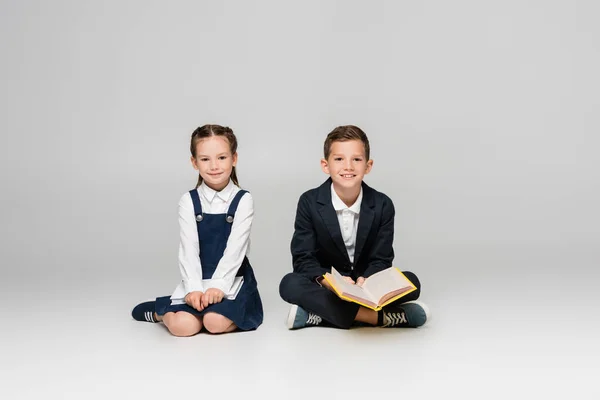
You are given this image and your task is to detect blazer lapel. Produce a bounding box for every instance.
[317,179,351,262]
[353,182,375,265]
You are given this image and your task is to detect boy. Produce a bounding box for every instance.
[279,125,429,329]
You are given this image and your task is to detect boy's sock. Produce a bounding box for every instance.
[380,301,430,328]
[286,304,326,330]
[131,301,159,323]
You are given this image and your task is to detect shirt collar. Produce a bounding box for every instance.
[331,183,362,213]
[200,179,235,203]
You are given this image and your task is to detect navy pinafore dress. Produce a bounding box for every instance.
[155,189,263,331]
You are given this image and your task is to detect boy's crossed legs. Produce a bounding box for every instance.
[279,271,429,329]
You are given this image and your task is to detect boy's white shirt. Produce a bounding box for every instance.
[170,179,253,300]
[330,183,363,264]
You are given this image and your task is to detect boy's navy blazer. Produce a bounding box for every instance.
[290,177,395,281]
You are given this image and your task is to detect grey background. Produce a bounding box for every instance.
[1,0,599,398]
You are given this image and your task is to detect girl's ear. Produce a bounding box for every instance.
[232,152,238,167]
[191,155,199,171]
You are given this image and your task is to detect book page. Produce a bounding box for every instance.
[362,268,414,305]
[225,276,244,300]
[329,268,373,303]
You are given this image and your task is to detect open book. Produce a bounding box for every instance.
[170,276,244,305]
[323,267,416,311]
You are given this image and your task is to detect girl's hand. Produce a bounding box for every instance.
[185,291,204,311]
[356,277,365,287]
[202,288,225,308]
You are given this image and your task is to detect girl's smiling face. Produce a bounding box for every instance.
[191,135,237,191]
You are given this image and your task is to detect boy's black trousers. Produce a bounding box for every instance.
[279,271,421,329]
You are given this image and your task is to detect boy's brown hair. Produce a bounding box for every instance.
[323,125,370,160]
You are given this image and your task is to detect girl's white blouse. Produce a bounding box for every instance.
[170,179,253,301]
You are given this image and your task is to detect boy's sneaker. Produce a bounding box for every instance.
[382,301,429,328]
[286,304,324,329]
[131,301,159,323]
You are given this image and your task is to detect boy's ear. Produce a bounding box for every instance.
[191,155,199,171]
[320,158,330,175]
[365,159,374,174]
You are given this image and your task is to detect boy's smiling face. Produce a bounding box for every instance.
[321,139,373,191]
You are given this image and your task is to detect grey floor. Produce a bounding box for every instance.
[3,247,598,399]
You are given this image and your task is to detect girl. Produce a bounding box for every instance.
[131,124,263,336]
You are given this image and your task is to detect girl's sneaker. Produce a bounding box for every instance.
[131,301,159,323]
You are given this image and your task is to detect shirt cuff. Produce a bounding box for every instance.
[203,278,230,293]
[184,279,204,295]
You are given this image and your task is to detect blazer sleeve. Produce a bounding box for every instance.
[362,195,395,278]
[290,193,329,280]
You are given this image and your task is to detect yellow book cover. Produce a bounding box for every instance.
[322,266,417,311]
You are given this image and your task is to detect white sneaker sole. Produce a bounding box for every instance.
[286,304,299,329]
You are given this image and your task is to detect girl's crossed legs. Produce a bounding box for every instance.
[157,312,237,337]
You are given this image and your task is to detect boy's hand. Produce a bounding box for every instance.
[185,291,204,311]
[202,288,225,308]
[320,275,335,292]
[356,277,365,287]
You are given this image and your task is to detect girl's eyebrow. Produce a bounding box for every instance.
[197,152,229,157]
[331,153,364,157]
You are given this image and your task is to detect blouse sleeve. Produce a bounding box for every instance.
[204,192,254,293]
[177,192,204,294]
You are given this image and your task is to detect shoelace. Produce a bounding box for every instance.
[307,313,322,325]
[383,311,407,327]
